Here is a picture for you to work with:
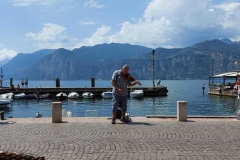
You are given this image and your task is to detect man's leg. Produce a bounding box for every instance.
[120,96,127,121]
[112,112,116,119]
[112,95,120,124]
[121,111,126,120]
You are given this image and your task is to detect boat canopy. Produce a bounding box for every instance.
[209,71,240,86]
[210,71,239,78]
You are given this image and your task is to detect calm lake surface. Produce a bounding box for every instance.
[2,80,238,118]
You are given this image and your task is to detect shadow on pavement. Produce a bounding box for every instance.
[0,121,17,125]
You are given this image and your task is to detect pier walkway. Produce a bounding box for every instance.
[1,117,240,159]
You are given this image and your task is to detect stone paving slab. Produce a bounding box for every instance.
[0,117,240,160]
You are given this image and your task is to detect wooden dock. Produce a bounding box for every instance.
[0,86,168,98]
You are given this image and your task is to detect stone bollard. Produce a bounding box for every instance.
[52,102,62,123]
[177,101,187,121]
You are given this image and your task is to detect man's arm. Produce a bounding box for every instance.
[127,80,139,87]
[111,80,122,93]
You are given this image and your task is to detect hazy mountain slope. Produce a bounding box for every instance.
[2,49,56,79]
[3,40,240,80]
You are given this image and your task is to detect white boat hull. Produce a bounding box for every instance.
[82,92,94,98]
[56,92,67,97]
[130,90,144,98]
[0,99,11,109]
[0,93,14,101]
[101,92,113,99]
[39,93,50,99]
[14,93,26,99]
[25,93,38,99]
[68,92,79,99]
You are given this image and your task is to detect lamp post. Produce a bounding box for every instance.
[152,49,155,88]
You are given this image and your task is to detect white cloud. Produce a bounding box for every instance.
[78,21,96,25]
[25,23,77,49]
[74,25,111,48]
[11,0,57,6]
[76,0,240,48]
[0,44,17,61]
[83,0,104,8]
[212,2,240,28]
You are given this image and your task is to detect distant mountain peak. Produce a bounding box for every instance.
[192,39,226,48]
[221,38,240,44]
[221,38,233,44]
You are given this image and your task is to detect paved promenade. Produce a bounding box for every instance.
[1,117,240,160]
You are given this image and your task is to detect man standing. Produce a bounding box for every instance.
[25,79,28,88]
[157,79,161,87]
[21,79,24,88]
[111,64,139,124]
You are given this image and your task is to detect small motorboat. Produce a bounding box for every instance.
[25,93,38,99]
[56,92,67,97]
[82,92,94,98]
[14,93,26,99]
[0,92,14,101]
[130,90,144,98]
[56,92,67,101]
[0,99,11,109]
[39,93,50,99]
[101,91,113,99]
[68,92,79,99]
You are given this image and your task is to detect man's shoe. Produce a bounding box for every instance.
[111,118,116,124]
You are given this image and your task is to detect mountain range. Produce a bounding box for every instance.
[2,38,240,80]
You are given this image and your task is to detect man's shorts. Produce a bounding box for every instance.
[112,95,128,112]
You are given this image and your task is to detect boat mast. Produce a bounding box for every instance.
[152,49,155,88]
[0,67,3,88]
[212,59,213,76]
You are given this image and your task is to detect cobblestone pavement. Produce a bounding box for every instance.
[1,117,240,160]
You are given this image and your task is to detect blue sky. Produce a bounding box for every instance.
[0,0,240,63]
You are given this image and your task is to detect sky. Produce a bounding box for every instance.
[0,0,240,63]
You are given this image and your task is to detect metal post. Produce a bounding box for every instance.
[10,78,13,88]
[202,84,205,95]
[152,49,155,88]
[91,78,95,87]
[212,59,213,76]
[56,78,60,87]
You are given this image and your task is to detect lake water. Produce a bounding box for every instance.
[2,80,238,118]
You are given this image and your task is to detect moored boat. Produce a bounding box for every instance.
[130,90,144,98]
[0,99,11,109]
[0,92,14,101]
[39,93,50,99]
[56,92,67,101]
[13,93,26,99]
[68,92,79,99]
[25,93,38,99]
[82,92,94,98]
[101,91,113,99]
[56,92,67,97]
